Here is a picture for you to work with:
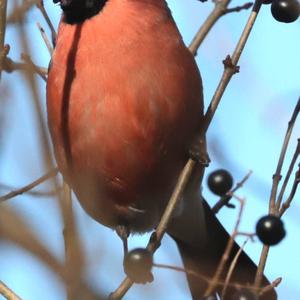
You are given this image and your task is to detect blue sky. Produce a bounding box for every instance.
[0,0,299,299]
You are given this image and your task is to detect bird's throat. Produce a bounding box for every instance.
[54,0,107,24]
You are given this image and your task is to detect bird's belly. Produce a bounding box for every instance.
[46,21,203,231]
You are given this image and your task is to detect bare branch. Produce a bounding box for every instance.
[2,55,48,80]
[269,97,300,214]
[279,163,300,217]
[37,22,53,55]
[0,0,8,78]
[259,277,282,297]
[221,239,249,298]
[36,0,57,46]
[276,138,300,211]
[224,2,253,14]
[212,170,252,213]
[0,281,22,300]
[205,195,245,296]
[0,168,58,202]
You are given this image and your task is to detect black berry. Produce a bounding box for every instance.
[123,248,153,283]
[256,215,286,246]
[271,0,300,23]
[207,169,233,196]
[232,289,258,300]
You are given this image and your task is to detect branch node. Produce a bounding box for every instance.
[223,55,240,73]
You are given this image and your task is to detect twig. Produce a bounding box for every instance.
[255,98,300,288]
[0,0,8,78]
[0,182,60,197]
[37,22,53,55]
[0,168,58,202]
[212,170,252,213]
[36,0,57,46]
[21,53,48,81]
[269,98,300,214]
[0,281,22,300]
[202,0,263,133]
[62,181,83,300]
[221,239,249,298]
[2,56,48,80]
[7,0,37,23]
[224,2,253,14]
[189,0,252,55]
[279,163,300,217]
[204,195,245,296]
[275,138,300,212]
[0,207,101,300]
[259,277,282,297]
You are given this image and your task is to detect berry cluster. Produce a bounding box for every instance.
[263,0,300,23]
[207,169,286,246]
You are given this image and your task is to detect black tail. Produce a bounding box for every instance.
[169,200,277,300]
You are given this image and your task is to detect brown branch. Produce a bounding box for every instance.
[259,277,282,297]
[255,97,300,288]
[7,0,37,23]
[205,194,245,296]
[62,182,84,300]
[221,238,249,298]
[37,22,53,55]
[224,2,253,14]
[275,138,300,212]
[269,97,300,214]
[0,0,8,78]
[36,0,57,47]
[0,182,60,197]
[212,170,252,213]
[279,163,300,217]
[0,281,22,300]
[2,55,48,80]
[0,168,58,202]
[0,207,101,300]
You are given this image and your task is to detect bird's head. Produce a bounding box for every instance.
[53,0,107,24]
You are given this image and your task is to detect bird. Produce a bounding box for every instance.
[46,0,277,299]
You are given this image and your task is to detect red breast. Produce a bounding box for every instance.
[46,0,204,231]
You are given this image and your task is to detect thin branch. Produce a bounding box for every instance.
[7,0,37,23]
[0,207,101,300]
[204,195,245,296]
[279,163,300,217]
[0,281,22,300]
[2,56,48,80]
[37,22,53,55]
[269,97,300,214]
[0,182,60,197]
[189,1,252,55]
[36,0,57,46]
[224,2,253,14]
[221,239,249,298]
[212,170,252,213]
[0,0,8,78]
[0,168,58,202]
[202,0,263,134]
[275,138,300,212]
[62,181,84,300]
[259,277,282,297]
[255,98,300,288]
